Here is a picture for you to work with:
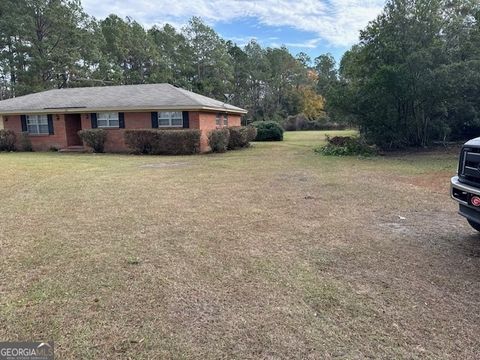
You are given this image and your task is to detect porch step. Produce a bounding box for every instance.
[58,146,87,153]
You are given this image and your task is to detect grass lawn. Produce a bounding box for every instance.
[1,130,479,359]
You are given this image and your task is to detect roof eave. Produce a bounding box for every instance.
[0,105,248,116]
[198,106,248,114]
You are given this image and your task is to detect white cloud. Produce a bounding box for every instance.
[285,38,322,48]
[81,0,385,47]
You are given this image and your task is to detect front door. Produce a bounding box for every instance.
[65,114,82,146]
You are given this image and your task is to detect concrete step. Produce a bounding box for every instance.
[59,146,87,153]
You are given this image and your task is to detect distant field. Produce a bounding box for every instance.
[1,131,478,359]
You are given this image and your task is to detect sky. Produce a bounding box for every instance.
[81,0,386,63]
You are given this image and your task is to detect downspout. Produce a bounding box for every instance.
[0,115,4,129]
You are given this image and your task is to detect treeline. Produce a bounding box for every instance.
[0,0,329,124]
[4,0,479,148]
[324,0,480,148]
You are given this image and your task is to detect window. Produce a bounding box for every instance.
[26,115,49,134]
[158,111,183,127]
[97,112,119,128]
[216,113,228,127]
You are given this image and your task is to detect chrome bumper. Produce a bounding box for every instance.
[451,176,480,204]
[451,176,480,222]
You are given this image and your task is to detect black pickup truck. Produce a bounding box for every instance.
[451,138,480,231]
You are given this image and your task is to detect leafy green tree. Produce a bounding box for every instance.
[296,52,311,67]
[314,53,337,95]
[326,0,480,148]
[264,46,304,120]
[243,40,269,120]
[0,3,322,124]
[227,42,250,112]
[183,17,233,98]
[97,15,159,85]
[0,0,29,98]
[148,24,193,87]
[23,0,90,92]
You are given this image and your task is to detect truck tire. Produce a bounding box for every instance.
[467,219,480,232]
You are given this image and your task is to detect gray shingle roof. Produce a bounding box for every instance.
[0,83,247,115]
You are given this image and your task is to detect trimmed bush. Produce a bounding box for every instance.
[227,126,257,149]
[246,126,257,142]
[124,129,201,155]
[251,121,284,141]
[78,129,107,153]
[227,127,247,149]
[315,135,377,156]
[124,130,156,154]
[19,132,33,152]
[0,129,16,151]
[208,128,230,153]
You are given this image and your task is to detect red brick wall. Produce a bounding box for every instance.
[229,114,241,127]
[197,112,242,152]
[82,111,242,153]
[80,112,153,152]
[3,111,243,153]
[198,112,215,151]
[3,114,68,151]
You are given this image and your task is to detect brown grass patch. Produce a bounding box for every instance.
[0,133,479,359]
[395,170,453,193]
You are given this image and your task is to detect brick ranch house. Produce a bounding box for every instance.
[0,83,247,152]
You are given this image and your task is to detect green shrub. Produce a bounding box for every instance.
[208,128,230,153]
[19,132,33,151]
[78,129,107,153]
[315,135,377,156]
[251,121,284,141]
[0,129,16,151]
[124,129,201,155]
[124,130,156,154]
[246,126,257,142]
[227,126,256,149]
[227,127,247,149]
[151,129,200,155]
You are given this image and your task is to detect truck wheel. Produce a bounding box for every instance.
[467,219,480,232]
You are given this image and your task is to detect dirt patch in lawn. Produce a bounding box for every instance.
[140,161,191,169]
[395,170,453,193]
